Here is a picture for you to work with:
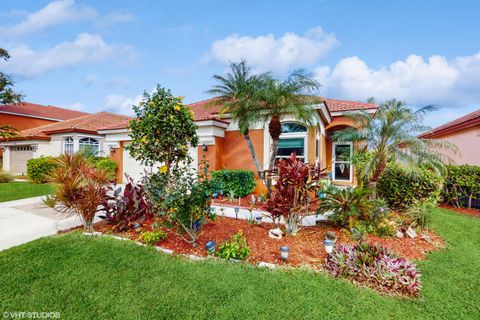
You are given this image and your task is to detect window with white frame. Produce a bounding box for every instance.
[64,137,74,155]
[79,137,99,156]
[332,142,353,181]
[276,122,307,161]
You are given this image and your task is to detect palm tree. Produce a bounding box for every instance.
[0,125,18,139]
[206,61,264,173]
[258,70,320,188]
[332,99,452,194]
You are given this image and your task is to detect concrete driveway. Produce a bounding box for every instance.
[0,196,86,251]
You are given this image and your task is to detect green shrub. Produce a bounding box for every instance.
[211,170,255,197]
[377,165,443,211]
[0,171,13,183]
[442,164,480,208]
[93,158,117,180]
[139,230,167,246]
[215,231,250,260]
[26,156,57,183]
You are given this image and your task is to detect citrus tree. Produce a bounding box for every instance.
[126,85,199,181]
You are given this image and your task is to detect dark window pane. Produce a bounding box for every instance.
[334,163,351,181]
[278,138,304,157]
[281,122,307,133]
[334,144,351,161]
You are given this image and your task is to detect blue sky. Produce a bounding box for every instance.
[1,0,479,127]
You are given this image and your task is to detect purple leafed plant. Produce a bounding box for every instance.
[325,242,421,297]
[100,174,154,231]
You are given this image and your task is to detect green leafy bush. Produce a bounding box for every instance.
[215,231,250,260]
[442,164,480,208]
[211,170,255,197]
[139,230,167,245]
[377,165,443,210]
[27,156,57,183]
[0,171,13,183]
[93,158,117,180]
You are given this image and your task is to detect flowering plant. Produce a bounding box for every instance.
[325,242,421,297]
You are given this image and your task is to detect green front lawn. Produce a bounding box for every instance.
[0,208,478,319]
[0,182,54,202]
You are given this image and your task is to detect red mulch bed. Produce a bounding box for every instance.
[439,204,480,218]
[92,216,444,268]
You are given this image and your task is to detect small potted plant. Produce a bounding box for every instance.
[323,231,337,255]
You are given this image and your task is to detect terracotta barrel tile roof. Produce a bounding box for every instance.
[324,98,377,112]
[0,102,88,121]
[420,108,480,138]
[3,112,132,141]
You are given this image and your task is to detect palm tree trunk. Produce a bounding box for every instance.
[266,138,280,195]
[368,157,387,199]
[243,133,262,173]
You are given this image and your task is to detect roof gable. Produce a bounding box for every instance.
[421,109,480,138]
[3,112,132,141]
[0,102,88,121]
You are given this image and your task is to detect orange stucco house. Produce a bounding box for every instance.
[97,98,377,191]
[0,102,88,166]
[420,109,480,166]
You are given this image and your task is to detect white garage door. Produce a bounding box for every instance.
[122,143,151,183]
[10,146,33,174]
[122,143,199,183]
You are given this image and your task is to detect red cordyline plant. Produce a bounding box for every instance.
[325,242,421,297]
[46,153,110,232]
[265,152,327,235]
[100,174,154,231]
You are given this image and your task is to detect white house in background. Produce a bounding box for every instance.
[0,112,131,175]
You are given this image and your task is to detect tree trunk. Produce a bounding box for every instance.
[244,132,262,173]
[368,156,387,199]
[266,116,282,195]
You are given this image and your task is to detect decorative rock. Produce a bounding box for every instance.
[395,230,404,239]
[109,235,129,241]
[155,246,173,254]
[405,226,417,239]
[188,254,205,261]
[268,228,283,239]
[258,262,276,269]
[92,231,102,237]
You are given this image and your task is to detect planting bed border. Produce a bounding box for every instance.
[82,232,278,270]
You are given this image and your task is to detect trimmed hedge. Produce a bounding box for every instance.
[211,169,256,197]
[442,164,480,208]
[26,157,57,184]
[93,158,117,180]
[0,171,14,183]
[377,166,443,210]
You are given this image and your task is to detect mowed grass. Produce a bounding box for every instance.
[0,208,478,319]
[0,182,54,202]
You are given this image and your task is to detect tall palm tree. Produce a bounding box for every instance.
[206,61,264,173]
[332,99,452,193]
[258,70,321,181]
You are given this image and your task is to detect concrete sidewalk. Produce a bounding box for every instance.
[0,196,88,251]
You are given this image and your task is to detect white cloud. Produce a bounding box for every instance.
[96,12,135,28]
[315,52,480,108]
[0,0,97,37]
[104,93,143,116]
[0,33,133,78]
[205,26,338,72]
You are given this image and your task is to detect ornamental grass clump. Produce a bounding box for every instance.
[325,242,421,297]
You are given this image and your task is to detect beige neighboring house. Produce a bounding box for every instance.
[420,109,480,166]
